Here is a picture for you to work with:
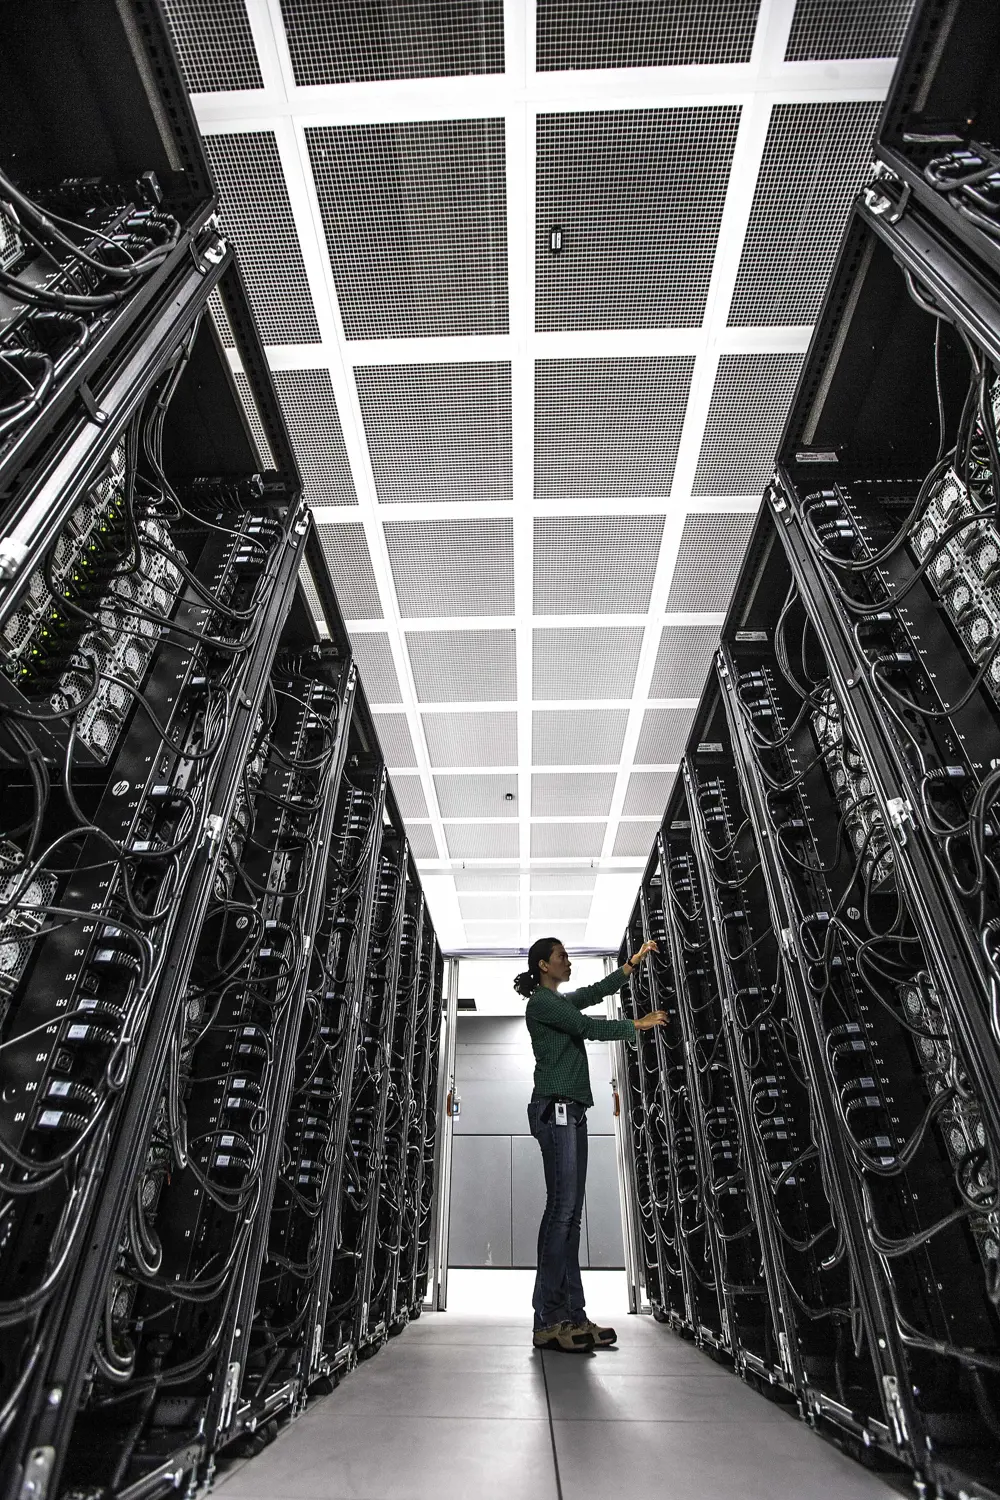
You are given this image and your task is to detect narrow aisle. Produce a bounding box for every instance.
[214,1280,900,1500]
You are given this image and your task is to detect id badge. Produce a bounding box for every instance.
[554,1101,568,1126]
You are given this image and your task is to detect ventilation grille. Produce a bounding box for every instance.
[634,707,693,765]
[665,513,755,613]
[532,772,616,817]
[316,524,383,620]
[384,519,515,618]
[423,711,517,768]
[233,372,278,472]
[280,0,504,84]
[623,771,674,817]
[435,773,518,818]
[536,107,740,331]
[306,120,508,339]
[785,0,916,60]
[729,101,879,326]
[204,132,321,344]
[532,823,605,857]
[532,626,643,701]
[161,0,263,92]
[537,0,761,69]
[356,363,512,504]
[446,823,519,859]
[390,774,429,820]
[692,354,804,495]
[534,357,693,497]
[529,893,593,921]
[271,371,356,506]
[372,711,418,768]
[405,824,439,860]
[533,709,628,766]
[531,869,597,891]
[455,869,521,892]
[350,632,402,704]
[408,629,517,703]
[459,893,520,920]
[534,516,664,615]
[613,820,660,857]
[650,625,720,698]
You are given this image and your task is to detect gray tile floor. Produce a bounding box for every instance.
[215,1304,901,1500]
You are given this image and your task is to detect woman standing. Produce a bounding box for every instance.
[514,936,666,1352]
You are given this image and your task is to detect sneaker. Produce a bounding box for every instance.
[579,1319,617,1347]
[532,1321,594,1352]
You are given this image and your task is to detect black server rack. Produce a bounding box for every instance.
[618,4,1000,1496]
[0,11,447,1500]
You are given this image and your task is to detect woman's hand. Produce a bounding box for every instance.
[624,939,657,973]
[634,1009,668,1031]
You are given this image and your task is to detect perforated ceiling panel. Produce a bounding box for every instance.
[306,119,508,339]
[459,893,519,920]
[665,514,756,613]
[383,519,514,618]
[536,107,741,331]
[531,869,597,892]
[649,625,720,699]
[531,823,605,858]
[634,707,693,765]
[279,0,504,85]
[423,711,517,768]
[530,893,593,921]
[356,363,512,504]
[692,353,804,494]
[162,0,263,92]
[349,632,402,704]
[613,820,660,857]
[537,0,761,70]
[730,102,880,326]
[446,823,519,859]
[372,711,418,768]
[271,371,357,506]
[785,0,916,61]
[532,627,643,701]
[533,709,628,766]
[316,524,382,621]
[435,773,518,818]
[390,774,429,821]
[532,772,616,817]
[535,357,693,498]
[404,824,439,860]
[534,516,664,615]
[204,132,321,344]
[407,629,516,703]
[623,771,676,816]
[455,870,521,893]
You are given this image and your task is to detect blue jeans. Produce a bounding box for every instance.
[527,1097,588,1330]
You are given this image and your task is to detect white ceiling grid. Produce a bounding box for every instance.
[170,0,912,953]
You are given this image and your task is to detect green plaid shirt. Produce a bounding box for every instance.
[525,968,636,1108]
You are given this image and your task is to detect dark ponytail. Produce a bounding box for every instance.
[513,936,561,997]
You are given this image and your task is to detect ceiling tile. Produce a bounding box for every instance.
[536,107,740,330]
[385,519,515,618]
[455,870,521,893]
[445,823,520,858]
[350,632,402,704]
[316,523,382,620]
[372,711,418,768]
[204,131,320,344]
[404,824,439,860]
[271,370,356,506]
[280,0,505,85]
[465,921,523,945]
[623,771,675,817]
[435,773,518,818]
[530,893,593,920]
[729,101,880,327]
[534,357,693,497]
[162,0,263,92]
[537,0,761,69]
[533,708,628,766]
[531,772,615,817]
[390,774,429,820]
[533,516,663,615]
[306,119,508,339]
[531,822,606,857]
[530,921,588,944]
[634,707,693,765]
[408,629,516,703]
[423,710,517,768]
[531,869,598,892]
[649,625,720,699]
[665,513,755,613]
[532,626,643,700]
[785,0,916,60]
[459,893,520,920]
[613,820,660,857]
[357,363,512,504]
[692,353,804,494]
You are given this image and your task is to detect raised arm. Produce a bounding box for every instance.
[564,940,658,1009]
